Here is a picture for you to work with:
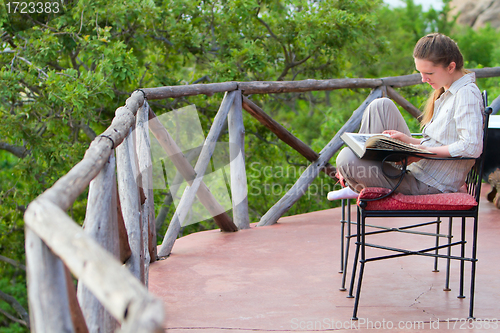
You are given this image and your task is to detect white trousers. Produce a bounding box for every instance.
[336,98,441,195]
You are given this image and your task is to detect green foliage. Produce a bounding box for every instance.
[1,0,500,330]
[454,24,500,68]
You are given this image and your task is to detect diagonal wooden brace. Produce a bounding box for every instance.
[148,107,237,233]
[242,96,337,180]
[157,91,239,258]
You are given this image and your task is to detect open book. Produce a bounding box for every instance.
[340,132,435,160]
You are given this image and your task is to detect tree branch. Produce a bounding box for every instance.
[192,75,210,84]
[248,131,278,145]
[151,35,174,46]
[16,56,48,79]
[0,255,26,271]
[76,56,89,72]
[78,123,96,141]
[19,79,41,95]
[0,141,28,158]
[69,49,81,74]
[256,17,290,64]
[285,152,307,168]
[0,290,30,328]
[0,308,28,327]
[277,54,313,81]
[290,54,312,68]
[47,61,65,71]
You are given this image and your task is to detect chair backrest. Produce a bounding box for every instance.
[466,91,493,203]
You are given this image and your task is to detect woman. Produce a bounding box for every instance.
[328,33,484,200]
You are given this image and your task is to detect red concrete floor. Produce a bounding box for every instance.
[149,185,500,332]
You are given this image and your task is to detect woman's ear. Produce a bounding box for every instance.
[448,61,457,73]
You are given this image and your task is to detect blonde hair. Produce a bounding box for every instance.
[413,33,467,126]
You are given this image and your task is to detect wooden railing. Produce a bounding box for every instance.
[24,67,500,332]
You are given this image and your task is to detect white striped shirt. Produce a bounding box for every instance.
[408,72,484,193]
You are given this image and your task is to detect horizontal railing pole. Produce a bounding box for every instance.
[242,96,337,179]
[239,78,383,95]
[24,199,164,332]
[37,91,145,211]
[472,67,500,79]
[141,67,500,99]
[142,82,238,100]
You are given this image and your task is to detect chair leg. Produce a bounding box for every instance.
[348,207,361,298]
[469,260,477,319]
[444,217,453,291]
[340,199,346,274]
[340,201,352,291]
[433,217,441,272]
[340,236,351,291]
[352,212,366,320]
[458,216,466,298]
[352,261,365,320]
[469,217,479,319]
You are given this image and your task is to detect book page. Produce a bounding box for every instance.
[366,136,433,154]
[345,133,390,145]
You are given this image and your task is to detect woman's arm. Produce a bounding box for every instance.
[383,130,452,158]
[413,144,452,158]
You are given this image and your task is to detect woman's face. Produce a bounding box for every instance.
[414,58,457,91]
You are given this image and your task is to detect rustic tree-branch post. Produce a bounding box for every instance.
[116,127,145,283]
[136,102,155,283]
[77,153,120,332]
[25,227,80,333]
[228,91,250,229]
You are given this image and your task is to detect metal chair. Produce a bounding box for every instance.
[340,92,492,320]
[339,198,444,292]
[339,141,443,292]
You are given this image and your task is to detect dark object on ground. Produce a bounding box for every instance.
[487,168,500,209]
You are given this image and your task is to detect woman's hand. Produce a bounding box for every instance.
[393,155,422,166]
[382,130,415,144]
[405,156,423,165]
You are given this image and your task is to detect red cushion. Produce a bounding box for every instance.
[358,187,478,211]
